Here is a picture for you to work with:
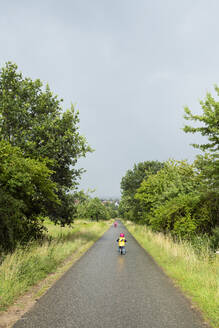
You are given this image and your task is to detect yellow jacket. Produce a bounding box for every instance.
[118,237,126,247]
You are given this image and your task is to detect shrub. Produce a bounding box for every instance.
[210,226,219,251]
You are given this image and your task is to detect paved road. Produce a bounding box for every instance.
[13,221,207,328]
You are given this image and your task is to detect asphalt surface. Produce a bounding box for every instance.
[13,221,207,328]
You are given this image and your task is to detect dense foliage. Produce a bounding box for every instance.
[0,62,91,251]
[119,87,219,243]
[0,141,58,251]
[103,200,119,218]
[119,161,164,221]
[184,86,219,192]
[76,193,115,221]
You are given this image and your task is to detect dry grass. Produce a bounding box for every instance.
[0,219,110,311]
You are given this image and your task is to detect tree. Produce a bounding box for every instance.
[120,161,164,197]
[183,86,219,227]
[119,161,164,221]
[103,201,119,218]
[183,86,219,153]
[135,160,214,237]
[86,198,111,221]
[0,62,92,224]
[0,141,58,251]
[76,197,111,221]
[183,86,219,188]
[135,160,198,222]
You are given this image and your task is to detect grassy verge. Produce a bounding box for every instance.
[125,221,219,328]
[0,219,110,311]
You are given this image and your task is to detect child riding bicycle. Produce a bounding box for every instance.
[117,233,127,254]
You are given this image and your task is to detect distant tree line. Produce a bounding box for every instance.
[119,86,219,248]
[0,62,92,252]
[75,191,118,221]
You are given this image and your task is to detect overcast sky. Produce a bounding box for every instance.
[0,0,219,198]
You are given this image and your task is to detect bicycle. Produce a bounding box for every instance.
[119,246,126,255]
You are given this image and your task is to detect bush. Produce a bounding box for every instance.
[149,192,214,238]
[210,226,219,251]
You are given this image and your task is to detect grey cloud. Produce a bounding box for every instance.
[0,0,218,197]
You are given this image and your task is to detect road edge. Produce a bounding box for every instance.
[123,221,212,328]
[0,224,111,328]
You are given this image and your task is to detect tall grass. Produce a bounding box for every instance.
[0,219,110,311]
[125,221,219,328]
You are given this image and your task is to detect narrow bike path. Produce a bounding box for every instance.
[13,221,207,328]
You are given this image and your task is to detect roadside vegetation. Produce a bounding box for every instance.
[0,62,117,312]
[125,221,219,328]
[75,191,118,221]
[0,62,92,253]
[119,86,219,248]
[0,219,110,311]
[0,59,218,324]
[119,87,219,327]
